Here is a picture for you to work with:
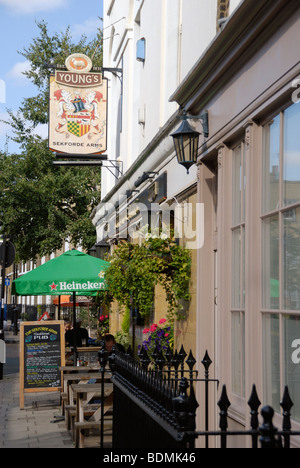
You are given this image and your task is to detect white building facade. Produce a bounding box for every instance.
[88,0,300,447]
[96,0,241,211]
[93,0,241,349]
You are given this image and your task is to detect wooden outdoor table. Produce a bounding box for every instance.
[62,372,107,426]
[63,372,103,389]
[69,378,112,407]
[71,381,113,448]
[59,367,111,413]
[59,365,100,372]
[65,347,101,366]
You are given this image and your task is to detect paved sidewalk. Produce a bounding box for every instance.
[0,331,74,449]
[0,374,74,448]
[4,329,20,344]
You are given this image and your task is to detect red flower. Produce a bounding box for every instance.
[159,318,167,325]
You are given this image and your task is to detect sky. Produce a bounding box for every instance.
[0,0,103,154]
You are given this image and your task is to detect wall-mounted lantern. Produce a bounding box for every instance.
[171,110,209,174]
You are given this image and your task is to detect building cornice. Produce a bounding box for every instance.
[91,110,179,226]
[169,0,299,114]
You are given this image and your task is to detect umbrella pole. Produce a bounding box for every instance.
[73,292,77,365]
[58,296,61,320]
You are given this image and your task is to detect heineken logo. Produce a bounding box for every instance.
[49,279,106,292]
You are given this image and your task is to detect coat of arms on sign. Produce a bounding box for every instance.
[53,89,103,138]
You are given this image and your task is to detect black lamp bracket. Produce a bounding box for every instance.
[179,110,209,138]
[126,189,140,198]
[104,160,124,179]
[52,155,123,180]
[134,171,159,189]
[102,67,123,87]
[44,63,122,75]
[44,62,123,86]
[145,171,159,178]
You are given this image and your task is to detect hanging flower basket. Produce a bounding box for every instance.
[102,228,192,320]
[138,318,174,364]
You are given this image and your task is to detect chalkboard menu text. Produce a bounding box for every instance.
[20,321,65,409]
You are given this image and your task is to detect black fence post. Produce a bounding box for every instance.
[109,347,300,449]
[173,377,195,447]
[98,340,108,448]
[202,351,212,448]
[248,385,261,449]
[280,386,294,449]
[218,385,231,449]
[259,406,278,448]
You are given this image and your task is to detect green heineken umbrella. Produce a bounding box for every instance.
[12,249,109,297]
[12,249,110,355]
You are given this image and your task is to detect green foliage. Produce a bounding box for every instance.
[104,232,191,320]
[115,330,131,350]
[15,20,103,132]
[78,305,98,331]
[0,139,101,261]
[3,20,103,145]
[122,308,130,334]
[0,20,103,261]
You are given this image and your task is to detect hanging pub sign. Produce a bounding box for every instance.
[48,53,108,155]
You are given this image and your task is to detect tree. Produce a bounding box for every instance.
[0,21,103,261]
[12,20,103,133]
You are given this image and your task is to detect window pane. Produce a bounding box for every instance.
[242,144,246,223]
[242,227,245,310]
[232,145,242,226]
[263,314,280,413]
[232,229,241,309]
[262,216,279,310]
[283,315,300,422]
[283,207,300,310]
[284,104,300,207]
[232,312,245,397]
[262,116,280,214]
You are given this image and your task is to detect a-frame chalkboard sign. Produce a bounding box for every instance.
[20,321,65,409]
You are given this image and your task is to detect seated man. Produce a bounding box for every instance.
[65,320,89,348]
[104,334,125,354]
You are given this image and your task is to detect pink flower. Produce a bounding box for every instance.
[143,328,150,334]
[164,333,169,337]
[159,318,167,325]
[150,324,158,333]
[100,316,104,321]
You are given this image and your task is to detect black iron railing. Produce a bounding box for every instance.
[105,344,300,449]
